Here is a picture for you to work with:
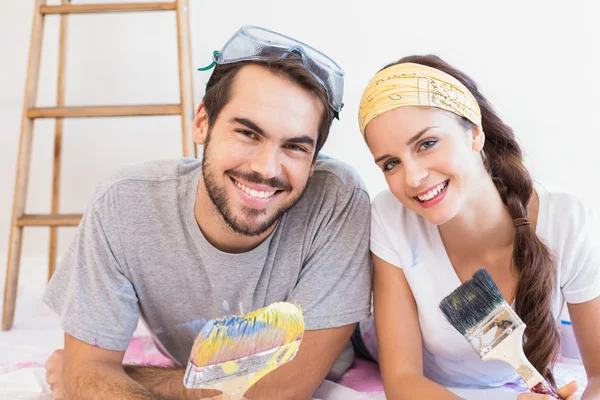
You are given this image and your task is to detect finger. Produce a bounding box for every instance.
[557,381,578,398]
[517,394,553,399]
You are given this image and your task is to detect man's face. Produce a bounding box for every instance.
[194,65,323,236]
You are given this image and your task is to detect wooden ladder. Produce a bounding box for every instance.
[2,0,196,330]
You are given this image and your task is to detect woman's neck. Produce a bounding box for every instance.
[439,176,515,255]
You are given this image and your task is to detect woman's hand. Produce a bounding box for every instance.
[517,381,578,400]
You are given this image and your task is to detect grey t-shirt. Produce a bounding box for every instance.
[45,157,372,366]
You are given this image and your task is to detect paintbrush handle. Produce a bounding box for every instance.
[203,374,252,400]
[482,325,562,399]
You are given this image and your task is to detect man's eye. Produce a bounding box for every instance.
[285,144,306,152]
[237,130,257,139]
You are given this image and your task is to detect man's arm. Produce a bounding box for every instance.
[122,366,220,400]
[62,333,218,400]
[244,324,355,400]
[62,333,157,400]
[121,325,354,400]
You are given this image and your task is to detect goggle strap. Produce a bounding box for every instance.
[197,50,219,71]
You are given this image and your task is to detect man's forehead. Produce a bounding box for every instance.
[223,65,322,141]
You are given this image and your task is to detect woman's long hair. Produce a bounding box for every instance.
[384,55,560,386]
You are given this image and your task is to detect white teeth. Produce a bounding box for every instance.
[234,180,276,199]
[417,181,447,202]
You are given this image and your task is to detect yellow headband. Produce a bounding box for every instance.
[358,63,482,137]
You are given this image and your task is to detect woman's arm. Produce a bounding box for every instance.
[567,296,600,400]
[372,253,462,399]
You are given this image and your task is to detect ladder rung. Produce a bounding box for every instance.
[17,214,82,227]
[28,104,182,118]
[40,2,177,15]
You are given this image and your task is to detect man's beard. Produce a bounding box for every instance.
[201,137,308,237]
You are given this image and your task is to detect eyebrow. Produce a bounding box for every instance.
[232,118,266,136]
[405,126,438,145]
[374,126,439,164]
[232,117,315,148]
[286,136,315,148]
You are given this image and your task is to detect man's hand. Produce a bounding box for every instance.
[45,349,64,399]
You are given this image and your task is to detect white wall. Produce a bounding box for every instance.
[1,0,599,264]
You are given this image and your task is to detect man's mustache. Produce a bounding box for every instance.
[227,170,292,191]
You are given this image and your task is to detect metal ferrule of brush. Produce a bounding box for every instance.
[183,340,301,389]
[465,303,524,358]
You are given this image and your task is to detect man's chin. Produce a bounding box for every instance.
[224,211,278,237]
[229,221,276,237]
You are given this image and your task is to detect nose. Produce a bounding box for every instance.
[250,145,282,179]
[404,159,428,188]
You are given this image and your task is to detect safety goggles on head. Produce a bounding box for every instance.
[198,25,344,119]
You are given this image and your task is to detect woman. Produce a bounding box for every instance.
[354,55,600,399]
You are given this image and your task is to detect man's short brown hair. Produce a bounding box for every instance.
[202,55,334,158]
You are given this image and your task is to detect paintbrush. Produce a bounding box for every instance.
[183,302,305,400]
[438,269,562,399]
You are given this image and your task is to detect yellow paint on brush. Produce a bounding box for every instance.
[248,302,305,343]
[192,302,305,367]
[193,327,237,366]
[184,302,305,396]
[221,360,240,374]
[451,296,461,309]
[249,340,301,386]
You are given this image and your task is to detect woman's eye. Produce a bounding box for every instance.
[420,139,437,150]
[384,160,400,171]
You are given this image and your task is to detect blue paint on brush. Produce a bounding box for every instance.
[199,316,273,338]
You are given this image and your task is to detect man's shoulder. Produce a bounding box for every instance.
[311,155,368,195]
[289,155,370,221]
[91,158,201,202]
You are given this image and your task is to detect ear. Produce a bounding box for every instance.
[471,125,485,152]
[193,102,210,145]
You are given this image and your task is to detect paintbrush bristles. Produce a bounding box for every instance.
[439,269,506,336]
[190,302,304,367]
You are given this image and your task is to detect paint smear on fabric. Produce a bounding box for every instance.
[410,235,420,268]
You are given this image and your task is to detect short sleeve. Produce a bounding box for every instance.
[560,200,600,304]
[370,190,411,269]
[44,186,139,350]
[288,186,372,331]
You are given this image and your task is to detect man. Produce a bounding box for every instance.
[44,26,371,399]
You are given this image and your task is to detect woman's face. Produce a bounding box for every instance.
[366,106,485,225]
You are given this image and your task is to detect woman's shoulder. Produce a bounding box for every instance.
[536,184,600,303]
[536,183,598,267]
[537,183,596,235]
